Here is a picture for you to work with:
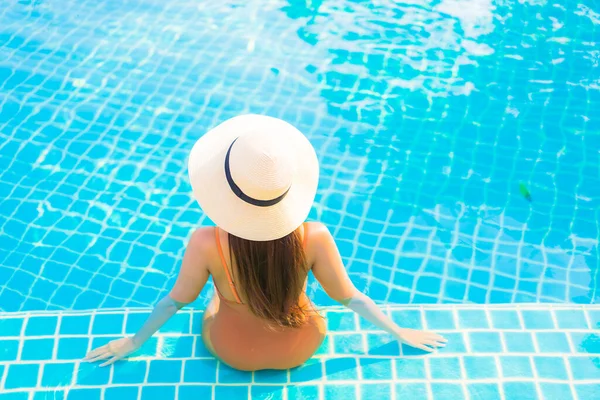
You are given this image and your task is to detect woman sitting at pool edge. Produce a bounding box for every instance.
[85,114,447,371]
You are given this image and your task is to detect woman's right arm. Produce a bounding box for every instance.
[85,228,211,366]
[310,223,446,352]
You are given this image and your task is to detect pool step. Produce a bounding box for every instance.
[0,304,599,400]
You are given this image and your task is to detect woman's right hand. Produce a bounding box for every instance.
[394,328,447,352]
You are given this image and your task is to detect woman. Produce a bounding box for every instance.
[85,115,446,371]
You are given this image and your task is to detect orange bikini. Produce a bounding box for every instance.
[201,225,326,371]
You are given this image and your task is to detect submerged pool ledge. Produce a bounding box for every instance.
[0,304,599,400]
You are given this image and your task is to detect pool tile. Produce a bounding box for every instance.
[57,337,89,360]
[21,338,54,360]
[65,388,101,400]
[429,357,462,379]
[504,332,535,352]
[463,356,497,379]
[490,310,521,329]
[162,336,194,358]
[533,356,568,380]
[1,305,599,399]
[251,386,285,400]
[141,385,176,400]
[535,332,571,353]
[366,333,400,356]
[254,368,288,384]
[325,357,358,380]
[389,289,411,303]
[467,383,502,400]
[5,363,39,389]
[587,310,600,329]
[457,309,489,328]
[424,310,455,329]
[437,332,467,353]
[214,385,249,399]
[430,383,464,399]
[323,384,357,399]
[191,312,202,334]
[468,332,503,352]
[34,391,66,400]
[0,339,19,361]
[25,316,58,335]
[315,335,330,356]
[1,393,30,400]
[194,336,212,357]
[148,360,182,383]
[327,311,356,331]
[390,310,423,329]
[574,383,600,400]
[499,356,533,378]
[287,385,319,400]
[401,343,432,356]
[178,386,212,400]
[358,357,392,380]
[112,360,147,384]
[0,318,23,336]
[414,294,439,304]
[503,382,538,400]
[59,315,90,335]
[332,333,364,354]
[290,359,323,382]
[41,363,75,387]
[396,383,428,398]
[555,309,588,329]
[521,310,554,329]
[76,363,110,385]
[395,358,426,379]
[570,332,600,354]
[569,357,600,380]
[539,383,573,400]
[360,383,391,400]
[91,313,124,335]
[218,363,253,383]
[104,387,139,400]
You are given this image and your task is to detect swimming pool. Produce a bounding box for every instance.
[1,0,598,312]
[0,0,599,399]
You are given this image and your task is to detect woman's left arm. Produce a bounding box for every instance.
[85,228,210,366]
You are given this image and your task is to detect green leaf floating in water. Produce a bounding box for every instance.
[519,183,532,202]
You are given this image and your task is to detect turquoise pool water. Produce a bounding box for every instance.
[1,1,600,399]
[1,0,598,311]
[0,0,600,311]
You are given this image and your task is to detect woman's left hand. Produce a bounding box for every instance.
[84,337,139,367]
[394,328,447,352]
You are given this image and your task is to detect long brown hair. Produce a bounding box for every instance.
[227,228,311,329]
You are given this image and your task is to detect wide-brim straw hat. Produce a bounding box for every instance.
[188,114,319,241]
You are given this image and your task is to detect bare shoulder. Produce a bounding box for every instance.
[188,226,215,247]
[305,221,335,248]
[186,226,218,260]
[176,226,216,276]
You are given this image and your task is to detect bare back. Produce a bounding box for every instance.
[169,221,358,309]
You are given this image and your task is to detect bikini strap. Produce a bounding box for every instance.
[214,227,243,304]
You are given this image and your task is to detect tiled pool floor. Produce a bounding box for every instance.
[0,304,599,400]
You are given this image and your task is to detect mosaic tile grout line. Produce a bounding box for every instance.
[1,4,600,399]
